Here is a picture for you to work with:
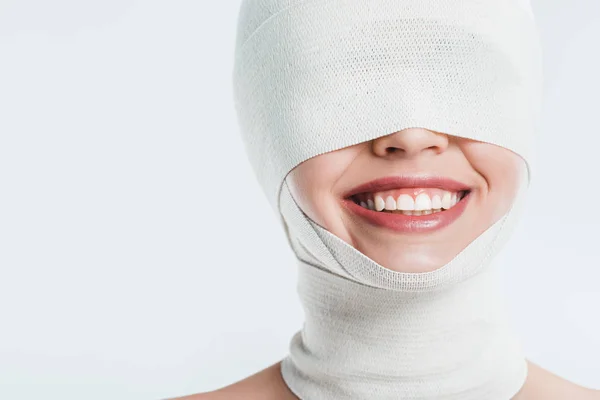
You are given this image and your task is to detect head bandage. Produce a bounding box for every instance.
[232,1,543,398]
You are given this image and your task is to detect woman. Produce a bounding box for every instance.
[179,130,599,400]
[177,0,599,398]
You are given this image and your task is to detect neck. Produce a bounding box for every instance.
[277,179,529,399]
[280,259,527,400]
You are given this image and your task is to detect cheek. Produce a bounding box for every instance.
[285,170,322,225]
[286,149,358,226]
[462,142,525,220]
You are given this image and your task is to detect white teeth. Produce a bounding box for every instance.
[414,193,432,211]
[375,195,385,211]
[431,195,442,210]
[385,195,397,210]
[397,194,415,211]
[367,198,375,210]
[360,190,467,213]
[441,192,452,209]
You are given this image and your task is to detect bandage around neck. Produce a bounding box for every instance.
[232,1,543,398]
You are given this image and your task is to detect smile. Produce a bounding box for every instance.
[341,176,472,233]
[350,189,469,215]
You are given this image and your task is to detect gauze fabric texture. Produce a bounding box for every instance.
[232,1,543,399]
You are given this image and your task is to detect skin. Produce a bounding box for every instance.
[285,127,521,273]
[175,360,599,400]
[182,129,600,399]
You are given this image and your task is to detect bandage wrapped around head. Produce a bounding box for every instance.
[232,1,543,399]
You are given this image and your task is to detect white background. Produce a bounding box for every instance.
[0,1,598,399]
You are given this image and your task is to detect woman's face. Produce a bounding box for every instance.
[285,128,524,273]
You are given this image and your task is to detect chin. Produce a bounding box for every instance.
[336,198,487,273]
[351,240,454,273]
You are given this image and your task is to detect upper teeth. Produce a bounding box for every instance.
[355,190,465,214]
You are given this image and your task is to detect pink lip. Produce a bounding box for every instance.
[341,176,472,234]
[342,175,471,198]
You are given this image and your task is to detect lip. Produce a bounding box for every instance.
[341,175,472,234]
[342,175,472,198]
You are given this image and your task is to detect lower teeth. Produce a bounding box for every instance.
[383,209,442,215]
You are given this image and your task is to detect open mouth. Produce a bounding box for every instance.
[341,176,473,233]
[350,189,471,216]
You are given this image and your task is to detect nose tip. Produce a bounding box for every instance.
[371,128,449,158]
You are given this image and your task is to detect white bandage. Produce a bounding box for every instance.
[233,1,543,398]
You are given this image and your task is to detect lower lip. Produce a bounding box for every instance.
[341,193,471,233]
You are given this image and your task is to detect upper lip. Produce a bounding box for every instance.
[343,175,472,198]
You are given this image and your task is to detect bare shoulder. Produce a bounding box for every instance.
[166,358,599,400]
[167,361,298,400]
[513,360,600,400]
